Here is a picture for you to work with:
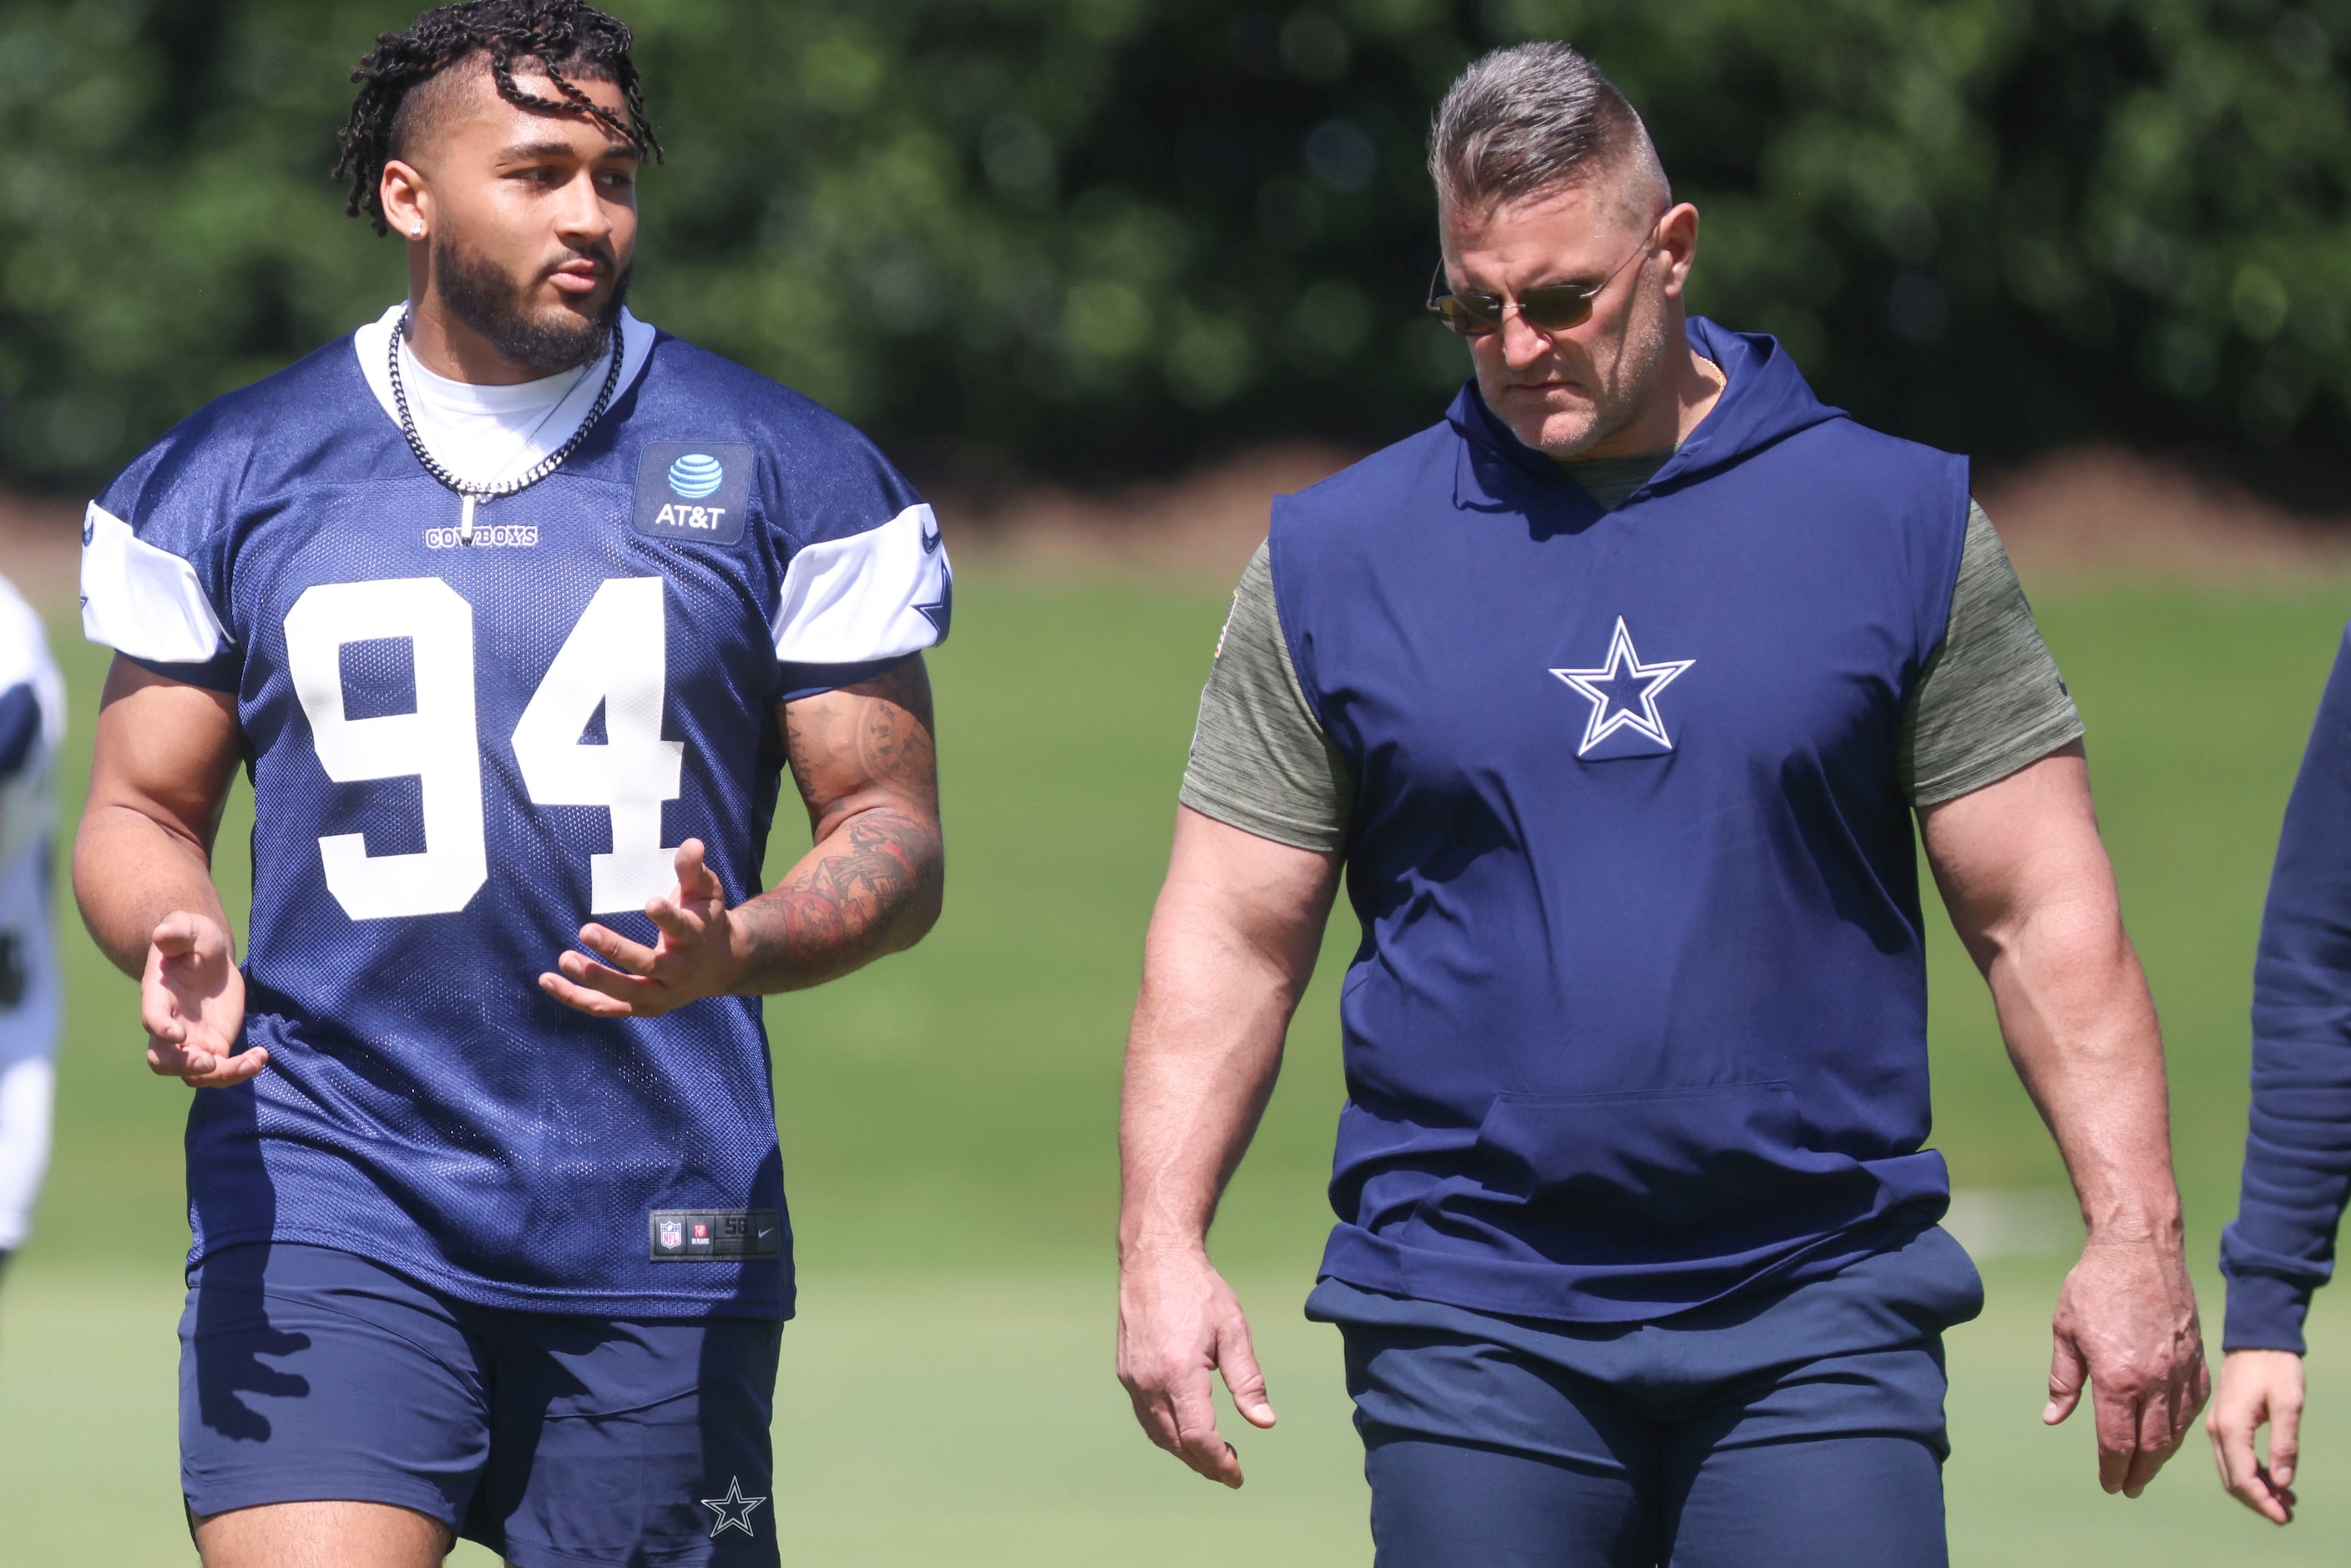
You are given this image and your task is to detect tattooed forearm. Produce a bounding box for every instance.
[731,655,945,993]
[731,808,943,992]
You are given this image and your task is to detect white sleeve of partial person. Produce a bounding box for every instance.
[79,502,231,664]
[771,503,951,665]
[0,1056,53,1252]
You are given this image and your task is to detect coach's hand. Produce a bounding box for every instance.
[1118,1243,1277,1488]
[2210,1348,2303,1525]
[143,910,260,1087]
[2044,1232,2210,1496]
[541,840,743,1019]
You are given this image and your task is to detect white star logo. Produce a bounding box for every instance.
[700,1475,767,1539]
[1550,617,1696,756]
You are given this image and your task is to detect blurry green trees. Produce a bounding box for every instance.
[6,0,2351,485]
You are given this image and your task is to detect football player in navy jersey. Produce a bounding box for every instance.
[72,6,947,1565]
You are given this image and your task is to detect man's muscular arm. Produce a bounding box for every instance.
[1117,806,1342,1488]
[1922,741,2208,1496]
[738,652,943,989]
[540,654,943,1016]
[73,658,256,1086]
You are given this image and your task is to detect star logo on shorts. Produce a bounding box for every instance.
[701,1475,766,1538]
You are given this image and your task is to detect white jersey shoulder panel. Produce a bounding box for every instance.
[79,502,231,665]
[771,503,951,666]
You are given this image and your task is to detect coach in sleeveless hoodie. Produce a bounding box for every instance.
[1114,43,2207,1565]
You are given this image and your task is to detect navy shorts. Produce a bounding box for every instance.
[1308,1223,1985,1567]
[179,1242,783,1566]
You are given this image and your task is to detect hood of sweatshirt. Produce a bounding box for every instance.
[1451,316,1847,511]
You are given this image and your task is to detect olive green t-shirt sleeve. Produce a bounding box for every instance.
[1898,501,2086,805]
[1177,541,1355,852]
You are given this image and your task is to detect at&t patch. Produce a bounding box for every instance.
[634,442,752,544]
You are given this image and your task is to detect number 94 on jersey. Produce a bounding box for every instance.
[284,574,688,922]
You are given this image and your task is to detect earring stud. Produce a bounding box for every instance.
[411,223,423,238]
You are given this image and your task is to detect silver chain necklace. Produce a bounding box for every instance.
[387,313,625,544]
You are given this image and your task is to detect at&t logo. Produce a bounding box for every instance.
[667,453,725,498]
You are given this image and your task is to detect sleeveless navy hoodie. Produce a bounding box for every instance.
[1277,319,1970,1323]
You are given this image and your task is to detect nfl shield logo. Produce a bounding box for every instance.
[660,1219,683,1250]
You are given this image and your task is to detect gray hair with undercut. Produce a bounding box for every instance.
[1428,42,1670,219]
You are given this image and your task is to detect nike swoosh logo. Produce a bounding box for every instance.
[920,519,943,554]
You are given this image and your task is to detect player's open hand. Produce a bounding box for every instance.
[2044,1232,2210,1497]
[1117,1243,1277,1489]
[540,840,745,1019]
[2210,1348,2303,1524]
[142,910,260,1087]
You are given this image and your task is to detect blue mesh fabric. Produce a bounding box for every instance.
[90,331,940,1319]
[338,636,418,721]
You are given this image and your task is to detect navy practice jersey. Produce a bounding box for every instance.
[81,306,952,1318]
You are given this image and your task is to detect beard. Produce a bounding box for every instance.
[432,235,630,375]
[1483,271,1673,460]
[1560,290,1673,456]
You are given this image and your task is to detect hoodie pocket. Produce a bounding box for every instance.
[1472,1080,1849,1238]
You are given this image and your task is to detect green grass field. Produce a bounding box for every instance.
[4,564,2349,1564]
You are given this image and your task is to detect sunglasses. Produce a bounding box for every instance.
[1426,218,1663,337]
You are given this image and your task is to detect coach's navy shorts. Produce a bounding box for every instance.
[1308,1223,1985,1567]
[179,1242,783,1566]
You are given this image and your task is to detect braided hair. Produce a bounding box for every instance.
[334,0,663,235]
